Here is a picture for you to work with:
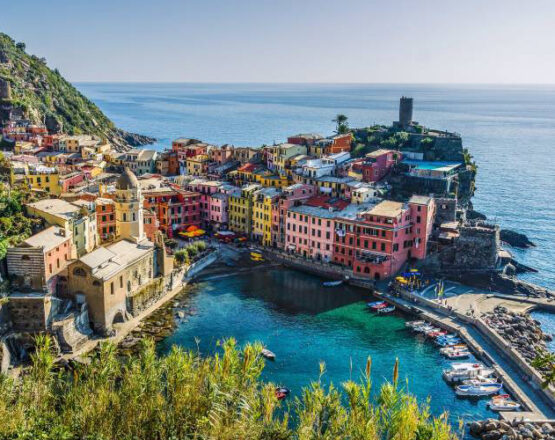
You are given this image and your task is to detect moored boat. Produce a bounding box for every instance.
[455,383,502,396]
[440,344,467,354]
[405,320,425,329]
[378,305,395,314]
[261,348,276,360]
[323,280,343,287]
[275,387,290,400]
[445,350,471,359]
[442,363,494,383]
[463,376,499,386]
[488,395,521,411]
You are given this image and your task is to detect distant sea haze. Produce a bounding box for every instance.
[77,82,555,290]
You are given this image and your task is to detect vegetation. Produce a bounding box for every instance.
[0,335,456,440]
[0,33,151,148]
[332,114,349,134]
[532,349,555,389]
[174,240,208,266]
[0,154,43,259]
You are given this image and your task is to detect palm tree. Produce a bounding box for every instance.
[332,114,349,134]
[531,349,555,389]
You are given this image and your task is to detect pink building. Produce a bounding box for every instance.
[208,192,229,230]
[210,145,234,165]
[350,149,401,183]
[271,183,316,248]
[185,179,224,229]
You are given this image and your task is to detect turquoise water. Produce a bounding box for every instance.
[158,268,493,423]
[532,310,555,352]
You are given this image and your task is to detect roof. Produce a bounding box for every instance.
[27,198,80,220]
[366,149,395,158]
[366,200,404,218]
[409,195,433,205]
[316,176,355,184]
[22,226,69,251]
[79,239,154,280]
[289,201,375,220]
[289,133,323,140]
[116,168,139,190]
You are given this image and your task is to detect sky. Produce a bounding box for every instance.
[3,0,555,83]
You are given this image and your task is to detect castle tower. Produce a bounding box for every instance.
[0,78,11,100]
[399,96,413,128]
[115,168,145,243]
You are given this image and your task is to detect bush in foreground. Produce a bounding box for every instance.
[0,336,456,440]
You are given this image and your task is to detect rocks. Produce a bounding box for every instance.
[500,229,536,249]
[471,420,555,440]
[483,306,551,373]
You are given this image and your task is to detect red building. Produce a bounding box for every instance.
[59,172,85,193]
[332,197,435,280]
[95,198,116,242]
[143,188,201,238]
[350,149,401,182]
[327,134,352,154]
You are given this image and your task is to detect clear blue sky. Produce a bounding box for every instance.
[3,0,555,83]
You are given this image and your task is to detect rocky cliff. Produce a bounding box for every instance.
[0,33,154,150]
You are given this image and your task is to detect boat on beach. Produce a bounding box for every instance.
[323,280,343,287]
[261,348,276,360]
[455,383,503,396]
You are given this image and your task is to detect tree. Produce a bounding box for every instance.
[333,114,349,134]
[532,349,555,389]
[15,42,26,51]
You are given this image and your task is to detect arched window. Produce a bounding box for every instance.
[92,280,101,287]
[73,267,86,277]
[123,213,127,221]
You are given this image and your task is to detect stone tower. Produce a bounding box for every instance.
[399,96,413,128]
[115,168,145,243]
[0,78,11,100]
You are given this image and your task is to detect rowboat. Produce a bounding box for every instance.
[378,306,395,314]
[455,383,503,396]
[261,348,276,361]
[323,280,343,287]
[488,395,521,411]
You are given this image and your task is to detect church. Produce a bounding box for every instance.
[67,168,173,334]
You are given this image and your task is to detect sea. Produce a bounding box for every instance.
[76,83,555,422]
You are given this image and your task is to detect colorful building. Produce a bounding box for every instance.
[228,184,261,235]
[252,188,280,246]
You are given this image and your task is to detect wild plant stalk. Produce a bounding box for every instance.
[0,336,456,440]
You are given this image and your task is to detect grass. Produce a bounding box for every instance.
[0,335,457,440]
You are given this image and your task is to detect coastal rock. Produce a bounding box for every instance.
[500,229,535,249]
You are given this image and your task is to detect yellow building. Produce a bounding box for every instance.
[257,173,289,189]
[14,141,35,154]
[228,184,261,235]
[25,167,61,195]
[273,143,307,173]
[186,154,211,176]
[252,188,279,246]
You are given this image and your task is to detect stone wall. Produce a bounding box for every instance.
[51,303,93,353]
[434,197,457,224]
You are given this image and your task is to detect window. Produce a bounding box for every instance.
[381,243,386,251]
[110,282,114,295]
[73,267,86,277]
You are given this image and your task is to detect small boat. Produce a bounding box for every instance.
[426,329,447,338]
[463,376,498,386]
[367,301,385,308]
[250,251,263,258]
[378,306,395,314]
[323,280,343,287]
[414,324,435,333]
[488,395,521,411]
[261,348,276,361]
[445,350,471,360]
[275,387,290,400]
[442,363,494,383]
[406,320,425,329]
[455,383,503,396]
[435,336,462,347]
[440,344,467,354]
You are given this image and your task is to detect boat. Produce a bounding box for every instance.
[463,376,498,386]
[442,363,495,383]
[414,324,435,333]
[323,280,343,287]
[275,387,290,400]
[435,336,462,347]
[378,305,395,314]
[261,348,276,361]
[488,395,521,411]
[426,329,447,338]
[367,301,385,307]
[455,383,503,396]
[406,320,425,329]
[445,350,471,360]
[440,344,467,354]
[367,301,388,310]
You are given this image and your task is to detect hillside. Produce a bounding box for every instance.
[0,33,154,150]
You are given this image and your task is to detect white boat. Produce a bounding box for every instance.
[455,383,503,396]
[488,395,521,411]
[406,320,425,329]
[440,344,467,354]
[414,324,435,333]
[442,363,495,383]
[445,350,471,359]
[261,348,276,361]
[378,306,395,314]
[323,280,343,287]
[463,376,498,386]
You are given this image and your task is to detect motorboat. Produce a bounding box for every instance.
[435,336,462,347]
[378,306,395,314]
[463,376,498,386]
[426,329,447,338]
[261,348,276,361]
[414,324,435,333]
[442,363,495,383]
[368,301,388,310]
[405,320,425,329]
[323,280,343,287]
[440,344,467,354]
[455,383,503,396]
[488,395,521,411]
[275,387,290,400]
[445,350,471,360]
[367,301,386,308]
